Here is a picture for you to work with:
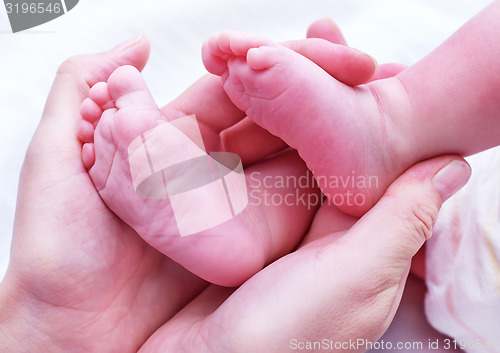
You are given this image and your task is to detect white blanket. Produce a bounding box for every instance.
[426,148,500,353]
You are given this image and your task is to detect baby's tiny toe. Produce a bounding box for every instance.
[208,32,227,57]
[246,46,285,70]
[77,119,95,143]
[82,143,95,170]
[80,98,103,124]
[202,39,231,76]
[210,31,275,57]
[107,65,154,106]
[227,32,275,56]
[203,31,280,76]
[89,82,113,108]
[216,31,235,54]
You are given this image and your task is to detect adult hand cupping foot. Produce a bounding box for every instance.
[0,22,470,353]
[0,37,211,352]
[74,19,380,288]
[139,156,470,352]
[0,23,371,352]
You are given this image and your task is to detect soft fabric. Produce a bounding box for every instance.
[426,147,500,353]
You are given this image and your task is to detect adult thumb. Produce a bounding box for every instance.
[346,155,471,274]
[26,36,150,181]
[43,35,150,125]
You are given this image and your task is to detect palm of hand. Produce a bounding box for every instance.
[12,124,208,351]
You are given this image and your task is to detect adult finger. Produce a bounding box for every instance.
[219,156,470,351]
[306,19,409,85]
[282,38,377,86]
[145,156,471,352]
[346,155,470,272]
[34,36,150,172]
[283,18,376,86]
[307,18,347,45]
[43,35,150,127]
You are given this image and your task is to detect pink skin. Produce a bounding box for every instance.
[0,21,470,352]
[78,65,319,287]
[203,0,500,217]
[203,32,398,217]
[77,29,381,286]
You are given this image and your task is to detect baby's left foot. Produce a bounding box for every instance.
[77,66,316,286]
[203,32,409,216]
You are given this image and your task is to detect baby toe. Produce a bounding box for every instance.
[106,65,158,109]
[89,81,113,109]
[77,119,95,143]
[80,98,103,125]
[82,143,95,170]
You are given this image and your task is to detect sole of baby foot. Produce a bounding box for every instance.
[203,31,409,217]
[78,65,316,286]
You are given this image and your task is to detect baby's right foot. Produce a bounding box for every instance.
[203,32,412,216]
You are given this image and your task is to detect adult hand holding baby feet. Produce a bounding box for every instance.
[78,64,318,287]
[76,20,385,287]
[0,19,473,353]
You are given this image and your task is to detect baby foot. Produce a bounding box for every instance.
[78,66,317,286]
[203,32,407,216]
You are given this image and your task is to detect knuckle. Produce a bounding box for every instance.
[56,55,85,76]
[401,197,438,243]
[55,55,92,91]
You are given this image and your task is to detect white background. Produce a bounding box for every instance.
[0,0,494,350]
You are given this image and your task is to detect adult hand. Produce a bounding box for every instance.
[140,155,470,352]
[0,37,211,352]
[0,22,381,352]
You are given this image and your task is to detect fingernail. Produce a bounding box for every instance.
[432,160,471,202]
[112,35,143,52]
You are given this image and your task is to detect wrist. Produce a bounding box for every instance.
[0,274,63,353]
